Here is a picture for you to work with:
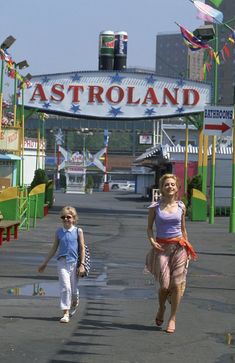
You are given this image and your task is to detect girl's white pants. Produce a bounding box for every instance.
[57,258,79,310]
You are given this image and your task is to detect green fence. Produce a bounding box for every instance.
[191,188,207,221]
[45,180,54,208]
[29,184,46,219]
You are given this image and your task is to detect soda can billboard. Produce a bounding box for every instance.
[114,31,128,70]
[114,31,128,56]
[99,30,115,70]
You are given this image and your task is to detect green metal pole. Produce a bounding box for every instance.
[27,192,30,230]
[197,128,203,178]
[21,88,25,187]
[42,120,45,169]
[209,24,219,224]
[13,63,17,127]
[184,120,189,195]
[13,65,21,186]
[16,160,21,186]
[0,59,4,134]
[36,119,40,169]
[209,136,216,224]
[202,135,208,195]
[33,195,38,228]
[229,89,235,232]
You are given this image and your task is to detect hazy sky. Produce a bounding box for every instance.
[0,0,203,78]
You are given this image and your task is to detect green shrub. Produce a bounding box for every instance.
[181,195,188,207]
[60,173,66,189]
[86,175,94,190]
[30,169,48,191]
[187,175,202,207]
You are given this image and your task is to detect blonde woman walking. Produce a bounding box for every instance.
[146,174,197,333]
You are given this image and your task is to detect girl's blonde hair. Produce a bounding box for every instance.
[159,174,180,197]
[60,206,78,224]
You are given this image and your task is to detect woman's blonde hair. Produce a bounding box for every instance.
[60,206,78,224]
[159,174,180,197]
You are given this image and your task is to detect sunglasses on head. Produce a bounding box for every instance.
[61,215,73,220]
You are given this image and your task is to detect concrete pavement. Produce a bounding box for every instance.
[0,191,234,363]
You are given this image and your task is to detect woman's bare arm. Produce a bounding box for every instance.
[181,204,188,240]
[147,208,164,251]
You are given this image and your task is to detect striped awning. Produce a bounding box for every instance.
[134,143,233,166]
[135,144,163,162]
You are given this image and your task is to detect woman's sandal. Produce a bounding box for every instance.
[155,306,166,326]
[166,319,175,333]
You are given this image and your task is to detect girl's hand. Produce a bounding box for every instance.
[77,264,86,277]
[151,241,164,252]
[38,263,47,273]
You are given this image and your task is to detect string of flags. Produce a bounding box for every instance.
[178,0,235,80]
[0,47,32,126]
[0,48,32,89]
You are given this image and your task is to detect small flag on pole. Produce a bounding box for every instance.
[228,31,235,44]
[209,0,223,8]
[178,23,211,51]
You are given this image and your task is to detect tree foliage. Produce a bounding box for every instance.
[86,174,94,189]
[30,168,49,190]
[187,174,202,206]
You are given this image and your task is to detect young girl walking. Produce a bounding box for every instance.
[38,206,86,323]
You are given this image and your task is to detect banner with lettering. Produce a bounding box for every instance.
[23,71,212,120]
[0,128,20,151]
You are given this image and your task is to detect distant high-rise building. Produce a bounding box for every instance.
[188,49,204,81]
[155,32,188,78]
[155,32,204,81]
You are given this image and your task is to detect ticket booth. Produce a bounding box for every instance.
[65,162,86,194]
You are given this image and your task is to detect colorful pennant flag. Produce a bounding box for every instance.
[228,31,235,44]
[221,49,226,61]
[203,63,207,79]
[178,24,211,51]
[223,44,230,57]
[215,52,220,64]
[193,1,223,24]
[209,0,224,8]
[0,49,11,62]
[206,62,212,71]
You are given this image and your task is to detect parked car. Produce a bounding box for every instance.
[108,180,128,190]
[118,182,135,191]
[100,180,135,191]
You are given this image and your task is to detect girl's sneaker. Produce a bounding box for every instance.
[70,297,79,317]
[60,314,70,323]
